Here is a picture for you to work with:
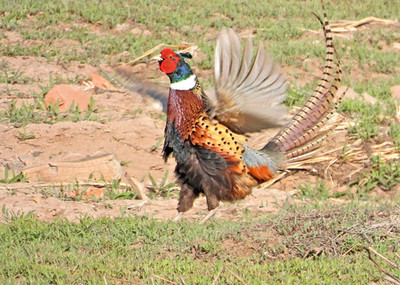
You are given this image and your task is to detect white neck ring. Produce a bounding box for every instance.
[170,74,197,90]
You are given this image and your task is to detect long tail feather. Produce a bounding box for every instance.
[264,3,343,159]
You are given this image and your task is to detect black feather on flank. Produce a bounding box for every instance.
[175,144,233,193]
[163,122,193,163]
[193,145,233,187]
[175,148,235,212]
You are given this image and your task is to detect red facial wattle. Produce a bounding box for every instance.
[160,48,180,74]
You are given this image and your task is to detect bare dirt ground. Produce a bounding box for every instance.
[0,36,398,223]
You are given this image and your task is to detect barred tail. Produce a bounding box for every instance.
[264,2,344,160]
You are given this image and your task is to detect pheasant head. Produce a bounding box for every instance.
[159,48,197,90]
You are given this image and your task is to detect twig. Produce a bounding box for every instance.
[179,277,186,285]
[362,233,373,244]
[124,43,195,66]
[124,173,149,200]
[368,222,400,230]
[127,200,149,211]
[0,181,132,191]
[262,171,288,188]
[211,266,225,285]
[151,274,178,284]
[366,248,400,285]
[225,267,248,285]
[334,223,359,240]
[344,166,364,180]
[199,207,219,224]
[103,275,108,285]
[367,247,400,270]
[333,17,398,29]
[324,156,339,179]
[211,266,247,285]
[103,276,145,285]
[342,243,359,256]
[301,17,399,35]
[384,276,400,285]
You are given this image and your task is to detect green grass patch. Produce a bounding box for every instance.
[350,156,400,193]
[0,166,27,184]
[1,0,399,68]
[0,73,100,126]
[0,202,399,284]
[0,97,100,127]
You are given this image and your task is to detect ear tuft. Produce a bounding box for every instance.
[179,52,192,59]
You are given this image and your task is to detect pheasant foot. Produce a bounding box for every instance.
[173,212,185,222]
[199,206,219,224]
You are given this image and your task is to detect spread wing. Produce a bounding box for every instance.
[208,29,288,134]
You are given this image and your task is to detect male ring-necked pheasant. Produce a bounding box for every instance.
[158,8,342,221]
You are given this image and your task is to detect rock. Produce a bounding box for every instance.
[341,86,360,100]
[89,72,113,89]
[114,22,131,33]
[32,197,41,204]
[130,27,152,37]
[361,92,377,105]
[44,84,91,112]
[18,154,36,166]
[341,86,378,104]
[22,153,122,183]
[66,187,104,199]
[390,85,400,99]
[84,187,104,199]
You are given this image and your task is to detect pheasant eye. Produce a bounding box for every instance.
[169,54,173,59]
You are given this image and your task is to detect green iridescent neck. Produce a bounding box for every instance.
[167,58,193,84]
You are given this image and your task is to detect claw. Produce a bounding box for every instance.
[173,212,185,222]
[199,206,219,224]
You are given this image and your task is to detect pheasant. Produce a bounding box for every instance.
[158,8,342,222]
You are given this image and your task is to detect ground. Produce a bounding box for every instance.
[0,51,398,224]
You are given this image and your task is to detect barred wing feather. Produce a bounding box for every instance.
[210,29,288,134]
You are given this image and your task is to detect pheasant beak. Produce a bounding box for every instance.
[150,55,163,62]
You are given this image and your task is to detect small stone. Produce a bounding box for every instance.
[114,22,131,33]
[83,187,104,199]
[89,72,113,89]
[130,27,152,37]
[361,92,377,105]
[393,42,400,51]
[32,197,41,204]
[44,84,91,112]
[341,86,360,100]
[64,188,104,200]
[341,86,378,104]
